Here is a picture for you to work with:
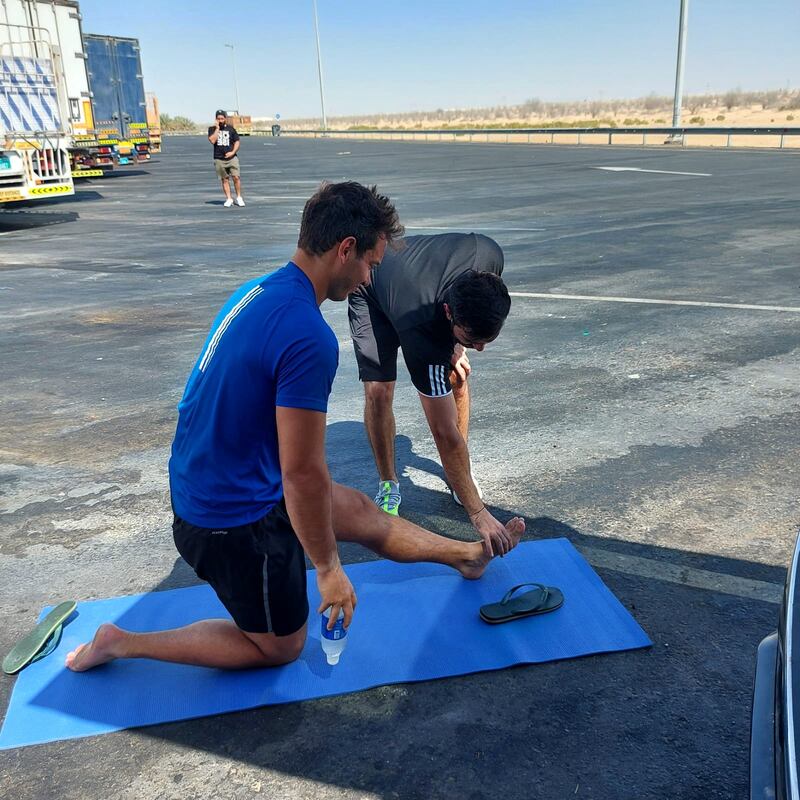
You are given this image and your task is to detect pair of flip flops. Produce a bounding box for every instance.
[2,600,77,675]
[480,583,564,624]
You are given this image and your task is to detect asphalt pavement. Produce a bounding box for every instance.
[1,135,799,799]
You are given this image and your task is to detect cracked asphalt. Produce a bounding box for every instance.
[1,136,799,799]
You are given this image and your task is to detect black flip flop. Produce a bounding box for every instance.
[479,583,564,625]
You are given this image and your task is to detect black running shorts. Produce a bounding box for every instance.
[348,291,455,397]
[172,499,308,636]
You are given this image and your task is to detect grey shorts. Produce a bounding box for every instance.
[214,156,240,178]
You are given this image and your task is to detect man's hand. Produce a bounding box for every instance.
[470,507,514,557]
[316,563,357,629]
[224,151,235,159]
[450,344,471,382]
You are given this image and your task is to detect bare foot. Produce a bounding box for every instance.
[459,516,526,580]
[65,623,127,672]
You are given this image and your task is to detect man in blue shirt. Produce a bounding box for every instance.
[66,182,526,673]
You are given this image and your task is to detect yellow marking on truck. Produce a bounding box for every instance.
[129,122,147,129]
[98,139,118,145]
[130,137,148,144]
[29,185,73,196]
[0,189,25,201]
[83,99,95,129]
[73,169,104,178]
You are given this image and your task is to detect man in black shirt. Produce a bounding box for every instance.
[208,110,244,208]
[348,232,518,558]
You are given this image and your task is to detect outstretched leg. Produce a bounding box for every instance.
[331,481,524,578]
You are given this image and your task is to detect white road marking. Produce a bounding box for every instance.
[509,291,800,314]
[406,225,545,232]
[594,166,712,177]
[581,545,783,604]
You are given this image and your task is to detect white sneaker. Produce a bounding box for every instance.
[452,475,484,507]
[235,196,245,207]
[223,198,234,208]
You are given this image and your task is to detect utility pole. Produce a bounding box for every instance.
[312,0,328,130]
[224,43,241,114]
[671,0,689,129]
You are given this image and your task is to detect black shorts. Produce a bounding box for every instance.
[348,291,455,397]
[172,499,308,636]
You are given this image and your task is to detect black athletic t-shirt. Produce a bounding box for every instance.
[366,233,504,332]
[208,124,240,160]
[349,233,504,396]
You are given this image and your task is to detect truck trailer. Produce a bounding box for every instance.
[1,0,112,177]
[84,33,151,163]
[146,92,161,154]
[0,21,74,205]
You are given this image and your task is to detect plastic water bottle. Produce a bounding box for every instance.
[320,607,348,665]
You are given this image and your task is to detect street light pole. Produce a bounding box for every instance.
[312,0,328,130]
[224,43,241,114]
[671,0,689,128]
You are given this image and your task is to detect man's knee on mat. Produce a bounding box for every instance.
[245,626,306,667]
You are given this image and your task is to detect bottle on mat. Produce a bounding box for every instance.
[320,607,347,665]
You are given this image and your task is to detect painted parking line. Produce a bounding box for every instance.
[509,292,800,314]
[593,166,712,177]
[406,225,546,232]
[581,545,783,604]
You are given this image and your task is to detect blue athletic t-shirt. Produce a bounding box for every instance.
[169,263,339,528]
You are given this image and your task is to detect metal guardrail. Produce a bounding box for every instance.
[255,126,800,148]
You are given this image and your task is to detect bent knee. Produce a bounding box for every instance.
[248,627,306,667]
[269,635,305,666]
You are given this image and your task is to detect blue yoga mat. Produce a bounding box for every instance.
[0,538,651,749]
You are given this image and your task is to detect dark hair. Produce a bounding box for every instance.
[445,271,511,340]
[297,182,403,257]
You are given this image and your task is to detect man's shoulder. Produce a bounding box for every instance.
[207,126,215,135]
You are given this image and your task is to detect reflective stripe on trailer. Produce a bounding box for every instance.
[73,169,104,178]
[29,185,72,195]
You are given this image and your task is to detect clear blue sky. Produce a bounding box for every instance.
[78,0,799,122]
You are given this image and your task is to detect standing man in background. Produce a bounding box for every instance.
[208,110,244,208]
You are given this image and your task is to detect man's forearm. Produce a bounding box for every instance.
[433,427,482,515]
[282,466,340,571]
